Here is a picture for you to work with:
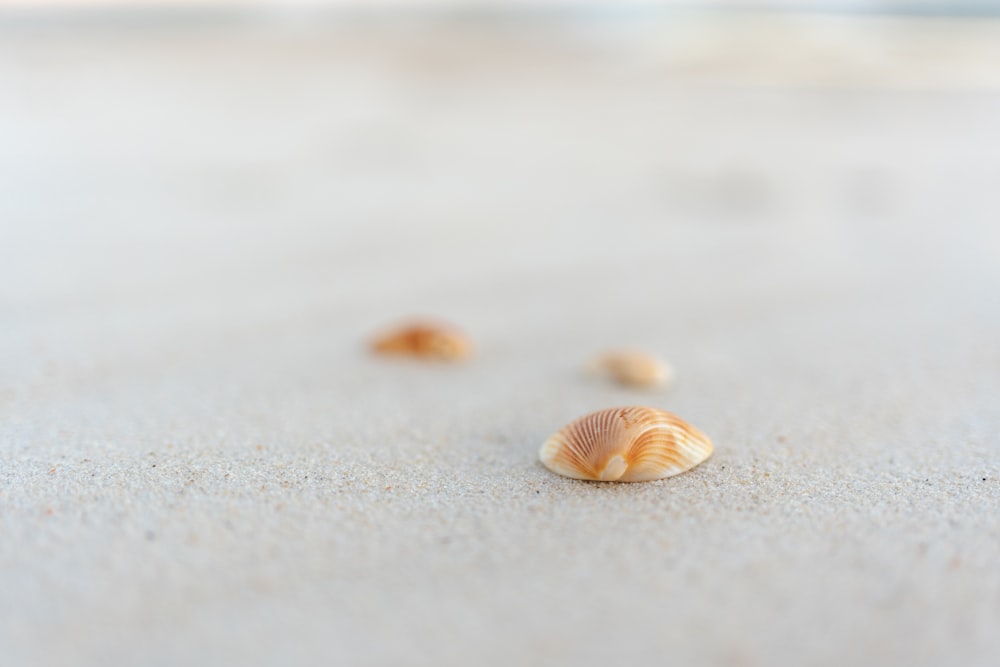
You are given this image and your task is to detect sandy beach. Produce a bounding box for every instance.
[2,10,999,666]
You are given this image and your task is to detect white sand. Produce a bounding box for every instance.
[1,12,999,667]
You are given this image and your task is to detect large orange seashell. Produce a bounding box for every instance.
[539,407,713,482]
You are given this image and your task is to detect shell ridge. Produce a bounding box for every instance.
[539,406,712,482]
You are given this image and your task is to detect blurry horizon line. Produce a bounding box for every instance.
[2,0,1000,29]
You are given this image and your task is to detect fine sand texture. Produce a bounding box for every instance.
[2,12,999,667]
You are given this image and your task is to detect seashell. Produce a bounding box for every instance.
[370,319,472,361]
[588,350,672,388]
[539,406,712,482]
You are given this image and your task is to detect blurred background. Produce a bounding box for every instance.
[2,2,1000,666]
[4,0,1000,384]
[5,0,1000,413]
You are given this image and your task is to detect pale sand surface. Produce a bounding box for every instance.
[1,12,999,667]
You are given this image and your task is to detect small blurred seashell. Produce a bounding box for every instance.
[370,319,472,361]
[539,407,712,482]
[589,350,671,388]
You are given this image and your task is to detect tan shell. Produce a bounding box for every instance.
[370,320,472,361]
[589,350,672,388]
[539,407,712,482]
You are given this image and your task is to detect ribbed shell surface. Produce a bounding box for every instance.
[539,407,713,482]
